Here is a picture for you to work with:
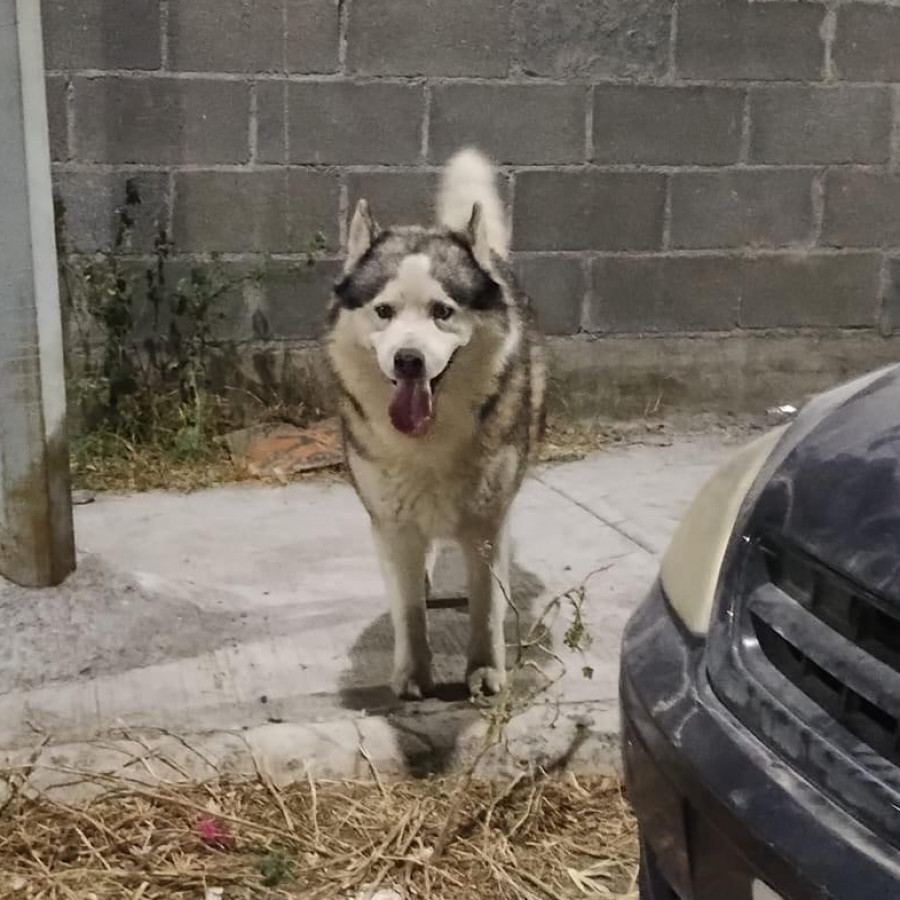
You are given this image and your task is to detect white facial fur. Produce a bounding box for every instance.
[364,254,474,382]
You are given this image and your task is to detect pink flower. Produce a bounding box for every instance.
[197,817,234,851]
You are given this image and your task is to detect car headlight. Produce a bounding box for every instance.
[660,427,787,635]
[659,363,900,636]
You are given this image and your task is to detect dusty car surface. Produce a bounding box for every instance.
[620,364,900,900]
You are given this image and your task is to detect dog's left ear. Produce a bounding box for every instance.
[346,199,379,272]
[467,202,492,272]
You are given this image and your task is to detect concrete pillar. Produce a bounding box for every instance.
[0,0,75,586]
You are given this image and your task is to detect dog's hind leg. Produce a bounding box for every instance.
[373,524,433,700]
[463,519,511,697]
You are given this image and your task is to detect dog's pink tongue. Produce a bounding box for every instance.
[389,379,433,436]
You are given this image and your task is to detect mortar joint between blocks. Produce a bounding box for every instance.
[249,81,259,164]
[739,91,752,166]
[667,0,679,86]
[281,0,289,74]
[821,3,838,84]
[283,80,290,167]
[159,0,170,70]
[811,168,827,247]
[338,0,350,74]
[579,254,593,333]
[890,86,900,173]
[877,252,893,337]
[421,82,432,164]
[65,78,76,163]
[585,84,595,164]
[166,171,176,244]
[338,177,349,250]
[662,174,673,251]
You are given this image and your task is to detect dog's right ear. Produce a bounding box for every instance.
[466,202,493,272]
[346,199,379,272]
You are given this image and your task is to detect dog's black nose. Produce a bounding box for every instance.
[394,348,425,380]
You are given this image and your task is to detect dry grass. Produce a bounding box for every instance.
[0,767,637,899]
[539,420,618,464]
[69,417,620,495]
[69,436,344,495]
[70,409,753,494]
[70,439,250,494]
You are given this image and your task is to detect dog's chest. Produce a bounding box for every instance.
[348,435,521,538]
[350,451,469,537]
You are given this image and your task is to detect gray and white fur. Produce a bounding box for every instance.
[324,148,546,699]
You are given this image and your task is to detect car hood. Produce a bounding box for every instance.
[751,364,900,604]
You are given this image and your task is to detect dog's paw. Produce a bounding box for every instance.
[467,665,507,698]
[391,667,433,701]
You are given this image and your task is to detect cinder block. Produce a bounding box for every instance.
[834,4,900,82]
[172,171,339,253]
[677,0,824,81]
[158,260,257,343]
[430,84,585,165]
[515,0,670,79]
[257,81,286,164]
[346,170,509,236]
[885,259,900,334]
[286,171,341,253]
[513,254,585,336]
[286,82,424,165]
[168,0,284,73]
[54,171,168,253]
[514,172,665,252]
[43,0,161,70]
[286,0,341,73]
[749,86,891,165]
[255,260,344,340]
[46,76,68,162]
[741,254,880,328]
[347,171,438,229]
[823,172,900,248]
[588,256,741,333]
[671,171,814,250]
[592,85,742,166]
[348,0,509,76]
[74,78,250,165]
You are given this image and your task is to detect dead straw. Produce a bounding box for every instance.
[0,764,637,899]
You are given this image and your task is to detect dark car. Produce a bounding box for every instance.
[620,363,900,900]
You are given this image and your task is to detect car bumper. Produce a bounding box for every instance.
[620,583,900,900]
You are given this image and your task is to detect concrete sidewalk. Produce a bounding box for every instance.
[0,431,744,789]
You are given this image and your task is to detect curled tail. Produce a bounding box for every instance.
[436,148,509,259]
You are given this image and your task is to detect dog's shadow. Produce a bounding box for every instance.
[339,561,546,776]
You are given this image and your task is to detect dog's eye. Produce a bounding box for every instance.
[432,302,454,321]
[374,304,394,320]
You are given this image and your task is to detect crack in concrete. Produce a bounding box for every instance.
[533,474,657,557]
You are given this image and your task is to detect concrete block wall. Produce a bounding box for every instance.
[44,0,900,414]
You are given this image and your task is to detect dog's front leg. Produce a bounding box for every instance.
[463,521,511,697]
[373,524,433,700]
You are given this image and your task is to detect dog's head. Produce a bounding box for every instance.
[329,200,506,437]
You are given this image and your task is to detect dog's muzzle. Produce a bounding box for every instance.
[387,349,454,437]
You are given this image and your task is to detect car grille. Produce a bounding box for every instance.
[752,538,900,766]
[709,532,900,845]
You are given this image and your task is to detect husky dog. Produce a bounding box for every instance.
[324,148,545,700]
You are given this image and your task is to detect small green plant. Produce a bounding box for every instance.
[258,850,293,887]
[58,181,238,452]
[305,229,328,263]
[55,180,319,489]
[562,586,594,654]
[430,567,601,864]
